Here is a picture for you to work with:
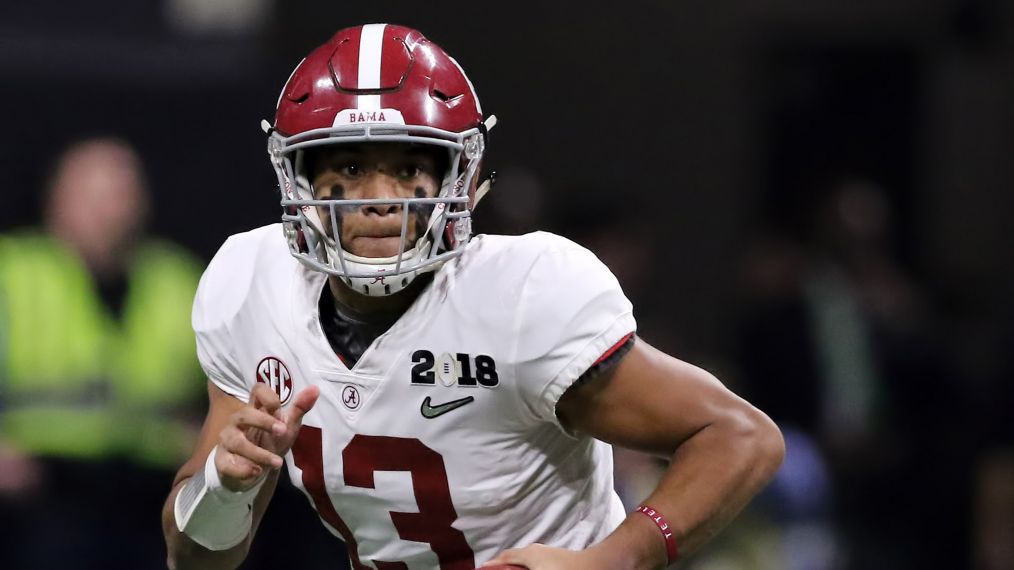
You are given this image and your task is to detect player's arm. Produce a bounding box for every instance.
[162,381,319,570]
[488,337,785,570]
[162,382,271,569]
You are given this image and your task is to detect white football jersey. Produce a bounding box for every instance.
[193,224,637,569]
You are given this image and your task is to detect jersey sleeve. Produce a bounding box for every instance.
[191,234,258,403]
[512,237,636,428]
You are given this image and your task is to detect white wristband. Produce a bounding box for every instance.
[173,445,268,551]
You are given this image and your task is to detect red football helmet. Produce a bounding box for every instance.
[266,23,496,296]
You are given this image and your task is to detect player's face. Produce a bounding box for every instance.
[308,143,444,259]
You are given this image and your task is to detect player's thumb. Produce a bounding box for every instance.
[284,385,320,430]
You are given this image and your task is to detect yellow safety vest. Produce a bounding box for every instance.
[0,232,204,468]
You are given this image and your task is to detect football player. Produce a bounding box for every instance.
[162,24,784,570]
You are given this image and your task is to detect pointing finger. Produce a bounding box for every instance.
[284,386,320,430]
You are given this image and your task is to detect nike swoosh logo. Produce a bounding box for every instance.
[420,395,475,419]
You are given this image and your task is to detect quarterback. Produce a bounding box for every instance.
[162,24,784,570]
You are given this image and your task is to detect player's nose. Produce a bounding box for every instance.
[360,172,402,216]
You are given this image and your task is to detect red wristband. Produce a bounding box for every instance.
[634,504,679,564]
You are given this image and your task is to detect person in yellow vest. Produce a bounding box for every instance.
[0,137,205,569]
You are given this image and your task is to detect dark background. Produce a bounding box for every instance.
[2,1,1012,568]
[4,0,1011,356]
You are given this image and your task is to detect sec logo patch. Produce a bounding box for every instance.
[256,356,292,404]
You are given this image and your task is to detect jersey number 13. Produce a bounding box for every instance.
[292,427,476,569]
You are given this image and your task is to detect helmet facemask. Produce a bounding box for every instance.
[268,120,487,296]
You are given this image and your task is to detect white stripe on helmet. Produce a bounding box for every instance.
[357,23,386,110]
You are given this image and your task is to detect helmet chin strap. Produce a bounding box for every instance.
[310,213,433,297]
[471,116,498,210]
[472,171,495,210]
[330,246,427,297]
[305,192,445,298]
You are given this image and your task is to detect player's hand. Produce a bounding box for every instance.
[482,544,609,570]
[215,383,320,492]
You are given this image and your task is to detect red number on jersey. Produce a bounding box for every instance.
[292,427,476,570]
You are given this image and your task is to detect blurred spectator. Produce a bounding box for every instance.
[0,137,204,569]
[973,450,1014,570]
[972,298,1014,570]
[734,177,966,569]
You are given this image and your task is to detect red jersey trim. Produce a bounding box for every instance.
[592,332,635,367]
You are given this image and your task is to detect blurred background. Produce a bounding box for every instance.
[1,1,1012,569]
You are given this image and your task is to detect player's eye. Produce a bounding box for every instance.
[398,164,422,179]
[340,163,361,177]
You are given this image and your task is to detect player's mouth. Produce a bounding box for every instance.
[346,233,413,258]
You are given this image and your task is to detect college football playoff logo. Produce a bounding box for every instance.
[410,350,499,387]
[256,356,292,404]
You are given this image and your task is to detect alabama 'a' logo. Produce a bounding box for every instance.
[256,356,292,404]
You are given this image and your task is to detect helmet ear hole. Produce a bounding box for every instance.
[432,89,464,107]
